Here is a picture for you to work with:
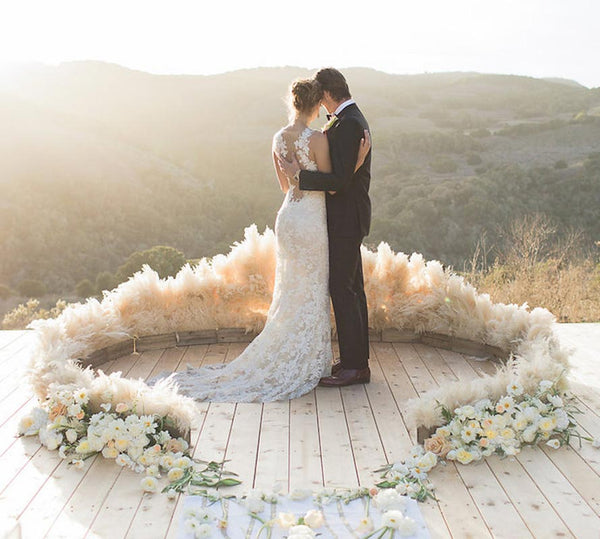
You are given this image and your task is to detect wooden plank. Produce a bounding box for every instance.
[222,402,263,496]
[46,455,123,538]
[340,383,388,486]
[253,400,289,491]
[485,454,573,537]
[456,460,534,537]
[0,396,34,457]
[289,391,323,491]
[516,447,600,537]
[413,343,458,386]
[391,342,438,396]
[0,330,29,349]
[216,327,258,343]
[430,460,493,538]
[136,333,177,352]
[15,454,98,538]
[314,386,359,489]
[540,443,600,516]
[176,329,217,346]
[366,344,414,460]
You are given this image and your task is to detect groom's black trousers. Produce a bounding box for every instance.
[329,237,369,369]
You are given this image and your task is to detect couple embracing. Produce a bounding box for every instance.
[154,68,372,401]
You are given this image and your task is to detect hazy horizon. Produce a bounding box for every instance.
[1,0,599,88]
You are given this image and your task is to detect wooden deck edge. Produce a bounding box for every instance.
[77,327,510,370]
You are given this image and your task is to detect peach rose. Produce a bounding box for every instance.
[424,435,452,458]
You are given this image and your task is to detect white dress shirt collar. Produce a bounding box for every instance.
[334,98,355,116]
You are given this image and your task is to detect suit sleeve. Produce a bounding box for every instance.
[298,117,363,194]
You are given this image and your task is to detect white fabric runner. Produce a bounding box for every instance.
[177,493,430,538]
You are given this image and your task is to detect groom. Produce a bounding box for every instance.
[279,67,372,387]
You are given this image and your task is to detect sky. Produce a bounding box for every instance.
[1,0,599,88]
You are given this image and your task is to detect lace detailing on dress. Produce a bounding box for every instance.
[273,127,317,203]
[151,127,331,403]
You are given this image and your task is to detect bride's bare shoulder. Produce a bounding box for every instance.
[308,130,328,149]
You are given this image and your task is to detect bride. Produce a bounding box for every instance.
[151,78,370,402]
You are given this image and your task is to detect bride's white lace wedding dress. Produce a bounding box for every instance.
[151,127,332,401]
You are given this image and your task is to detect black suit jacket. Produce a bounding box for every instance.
[298,103,371,239]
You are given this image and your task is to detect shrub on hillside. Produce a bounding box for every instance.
[116,245,187,282]
[2,298,68,330]
[95,271,118,295]
[430,156,458,173]
[75,279,97,298]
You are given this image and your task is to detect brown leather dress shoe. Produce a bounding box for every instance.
[318,367,371,387]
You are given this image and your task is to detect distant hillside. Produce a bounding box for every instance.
[1,62,600,298]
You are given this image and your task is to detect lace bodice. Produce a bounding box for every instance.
[273,127,318,202]
[150,127,332,402]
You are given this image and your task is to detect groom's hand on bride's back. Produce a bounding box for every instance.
[276,154,301,186]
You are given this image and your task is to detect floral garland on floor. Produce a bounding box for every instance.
[17,385,240,494]
[375,376,598,502]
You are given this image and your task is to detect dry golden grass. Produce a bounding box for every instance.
[463,214,600,323]
[466,258,600,322]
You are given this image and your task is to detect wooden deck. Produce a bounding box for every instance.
[0,324,599,538]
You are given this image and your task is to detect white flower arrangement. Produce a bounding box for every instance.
[376,377,593,501]
[17,386,240,495]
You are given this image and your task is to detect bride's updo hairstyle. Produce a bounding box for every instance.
[287,78,323,119]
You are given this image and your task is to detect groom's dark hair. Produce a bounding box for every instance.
[315,68,351,101]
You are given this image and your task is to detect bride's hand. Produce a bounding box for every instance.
[354,129,371,172]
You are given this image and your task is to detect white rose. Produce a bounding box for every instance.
[276,512,297,529]
[373,489,406,512]
[521,426,537,443]
[303,509,324,529]
[382,510,405,529]
[140,476,157,493]
[397,515,418,536]
[416,451,437,472]
[167,467,185,481]
[547,394,563,407]
[66,429,78,444]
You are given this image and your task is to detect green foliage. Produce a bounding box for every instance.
[554,159,567,169]
[75,279,97,298]
[1,63,600,307]
[17,279,47,298]
[466,153,483,166]
[95,271,118,294]
[116,245,187,282]
[430,156,458,173]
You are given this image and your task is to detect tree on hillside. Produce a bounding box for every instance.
[116,245,187,282]
[75,278,97,298]
[95,271,118,294]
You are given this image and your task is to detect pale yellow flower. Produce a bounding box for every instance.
[167,467,185,481]
[455,449,475,465]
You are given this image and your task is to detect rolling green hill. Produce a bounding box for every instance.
[1,61,599,301]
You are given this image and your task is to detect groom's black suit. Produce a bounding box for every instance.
[299,102,371,369]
